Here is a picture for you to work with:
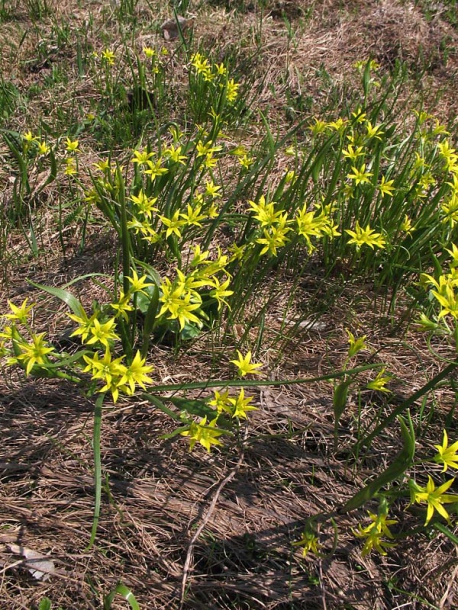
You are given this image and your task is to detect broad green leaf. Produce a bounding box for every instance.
[38,598,52,610]
[333,379,351,426]
[27,281,85,318]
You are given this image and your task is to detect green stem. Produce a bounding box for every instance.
[357,362,458,451]
[85,392,104,550]
[146,362,384,393]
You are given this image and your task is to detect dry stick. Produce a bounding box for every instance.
[180,431,247,606]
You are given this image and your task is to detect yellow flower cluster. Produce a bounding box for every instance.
[158,247,233,329]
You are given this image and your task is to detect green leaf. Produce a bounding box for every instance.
[140,284,159,358]
[168,396,216,419]
[160,425,191,440]
[142,393,181,421]
[38,598,52,610]
[362,60,371,98]
[333,378,352,449]
[341,414,415,513]
[104,583,140,610]
[179,321,201,341]
[27,280,85,317]
[333,379,351,426]
[85,392,104,550]
[133,259,162,286]
[433,521,458,545]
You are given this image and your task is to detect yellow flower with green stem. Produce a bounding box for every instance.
[83,349,127,403]
[64,158,77,176]
[346,329,367,357]
[308,118,328,136]
[190,245,210,267]
[345,221,386,250]
[65,137,79,152]
[209,277,233,311]
[229,389,257,419]
[432,283,458,319]
[248,195,283,228]
[225,78,239,103]
[159,210,186,239]
[196,141,222,158]
[127,269,154,295]
[365,121,384,140]
[158,280,202,330]
[144,158,168,180]
[190,52,212,78]
[110,291,134,322]
[347,164,373,185]
[295,206,327,252]
[230,350,262,377]
[23,130,36,144]
[208,389,233,415]
[175,269,209,295]
[342,144,364,161]
[68,309,97,343]
[131,149,155,165]
[355,511,397,556]
[434,430,458,473]
[410,475,458,524]
[86,317,120,349]
[328,117,347,132]
[256,222,290,257]
[101,49,115,65]
[4,299,35,324]
[202,248,230,276]
[130,191,158,218]
[204,179,222,199]
[293,528,321,558]
[119,351,154,394]
[438,140,458,171]
[181,416,225,452]
[204,152,218,169]
[367,368,391,393]
[10,332,55,375]
[351,107,366,123]
[165,144,187,165]
[181,202,207,228]
[37,141,49,155]
[378,175,395,197]
[400,215,414,235]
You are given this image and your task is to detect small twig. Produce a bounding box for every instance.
[180,430,247,606]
